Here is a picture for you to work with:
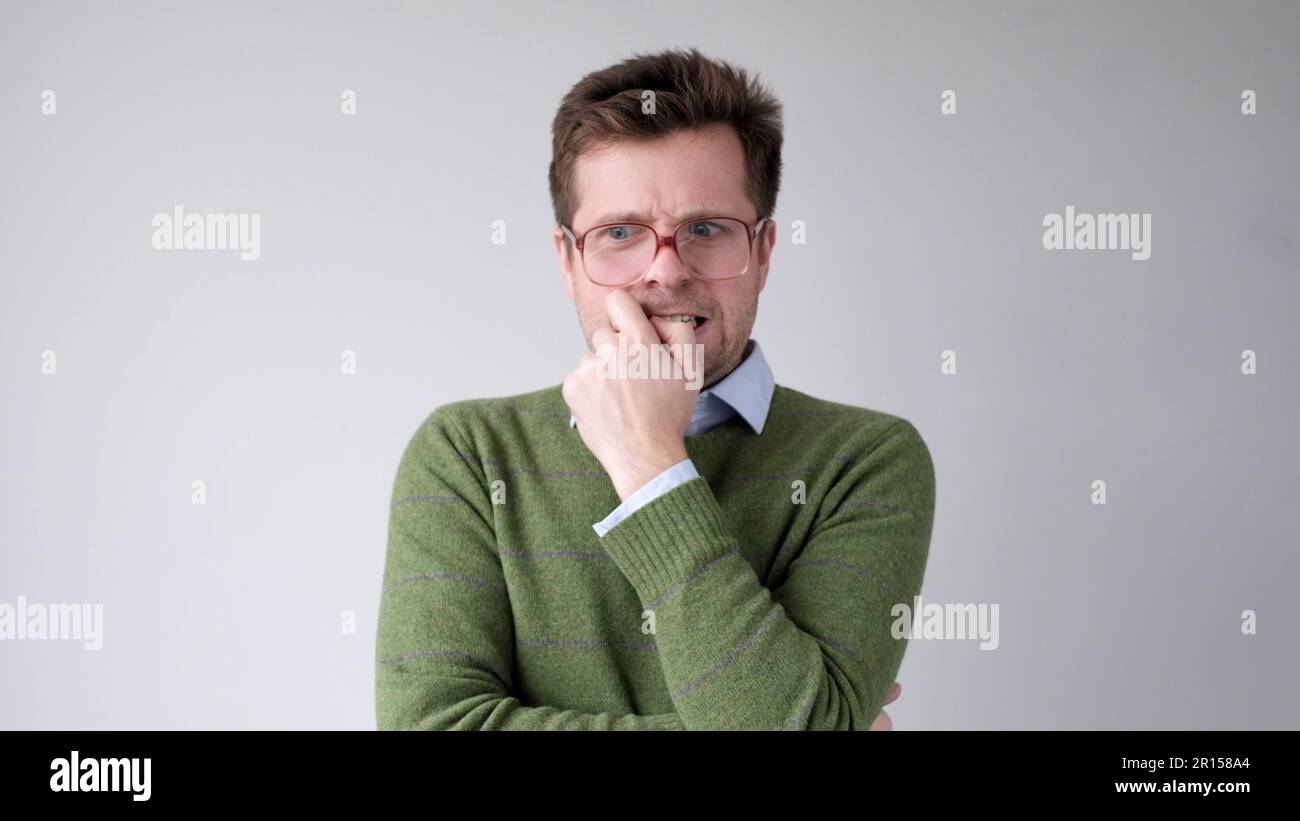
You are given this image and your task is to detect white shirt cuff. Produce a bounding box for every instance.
[592,459,699,538]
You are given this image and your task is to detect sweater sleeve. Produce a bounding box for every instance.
[374,409,685,731]
[598,419,936,730]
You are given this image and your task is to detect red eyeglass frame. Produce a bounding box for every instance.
[560,216,770,286]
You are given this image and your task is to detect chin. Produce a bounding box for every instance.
[701,347,737,389]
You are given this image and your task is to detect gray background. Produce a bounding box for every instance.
[1,0,1296,729]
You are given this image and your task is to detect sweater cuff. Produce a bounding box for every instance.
[598,476,734,602]
[592,458,700,538]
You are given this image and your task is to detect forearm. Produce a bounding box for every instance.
[600,479,878,729]
[599,421,934,730]
[377,669,683,730]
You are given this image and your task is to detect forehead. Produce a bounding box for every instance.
[572,124,752,227]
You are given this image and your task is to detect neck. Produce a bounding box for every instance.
[703,340,754,391]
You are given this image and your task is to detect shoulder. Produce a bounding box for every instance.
[767,384,935,497]
[410,384,568,447]
[768,385,936,527]
[768,384,930,452]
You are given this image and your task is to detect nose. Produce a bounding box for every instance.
[640,234,692,289]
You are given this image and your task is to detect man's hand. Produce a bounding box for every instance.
[562,290,700,500]
[870,682,903,730]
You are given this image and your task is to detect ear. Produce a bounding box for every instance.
[755,218,775,293]
[554,227,576,301]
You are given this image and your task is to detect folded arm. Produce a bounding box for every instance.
[597,419,936,730]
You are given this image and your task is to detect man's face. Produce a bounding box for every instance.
[553,123,775,388]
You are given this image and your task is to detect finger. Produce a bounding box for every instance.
[869,710,893,731]
[561,370,580,407]
[647,314,697,349]
[591,325,618,353]
[883,682,901,706]
[648,316,702,371]
[604,290,657,345]
[647,316,704,390]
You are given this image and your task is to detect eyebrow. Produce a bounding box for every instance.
[585,208,730,227]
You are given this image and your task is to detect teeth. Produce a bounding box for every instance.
[663,315,698,326]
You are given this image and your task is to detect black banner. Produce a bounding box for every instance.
[1,730,1282,807]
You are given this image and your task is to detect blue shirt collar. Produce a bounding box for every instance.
[568,338,774,435]
[702,338,774,434]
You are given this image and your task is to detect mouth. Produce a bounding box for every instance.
[651,313,708,331]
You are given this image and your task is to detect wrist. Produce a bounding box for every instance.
[611,447,688,501]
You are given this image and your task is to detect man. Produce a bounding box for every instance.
[375,48,935,730]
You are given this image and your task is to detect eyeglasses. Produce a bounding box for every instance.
[561,216,769,287]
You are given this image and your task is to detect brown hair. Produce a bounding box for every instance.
[548,47,783,245]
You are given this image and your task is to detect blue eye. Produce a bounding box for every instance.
[688,221,722,237]
[605,225,641,241]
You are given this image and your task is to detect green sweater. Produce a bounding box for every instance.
[375,383,936,730]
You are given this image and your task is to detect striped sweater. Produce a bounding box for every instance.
[375,383,936,730]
